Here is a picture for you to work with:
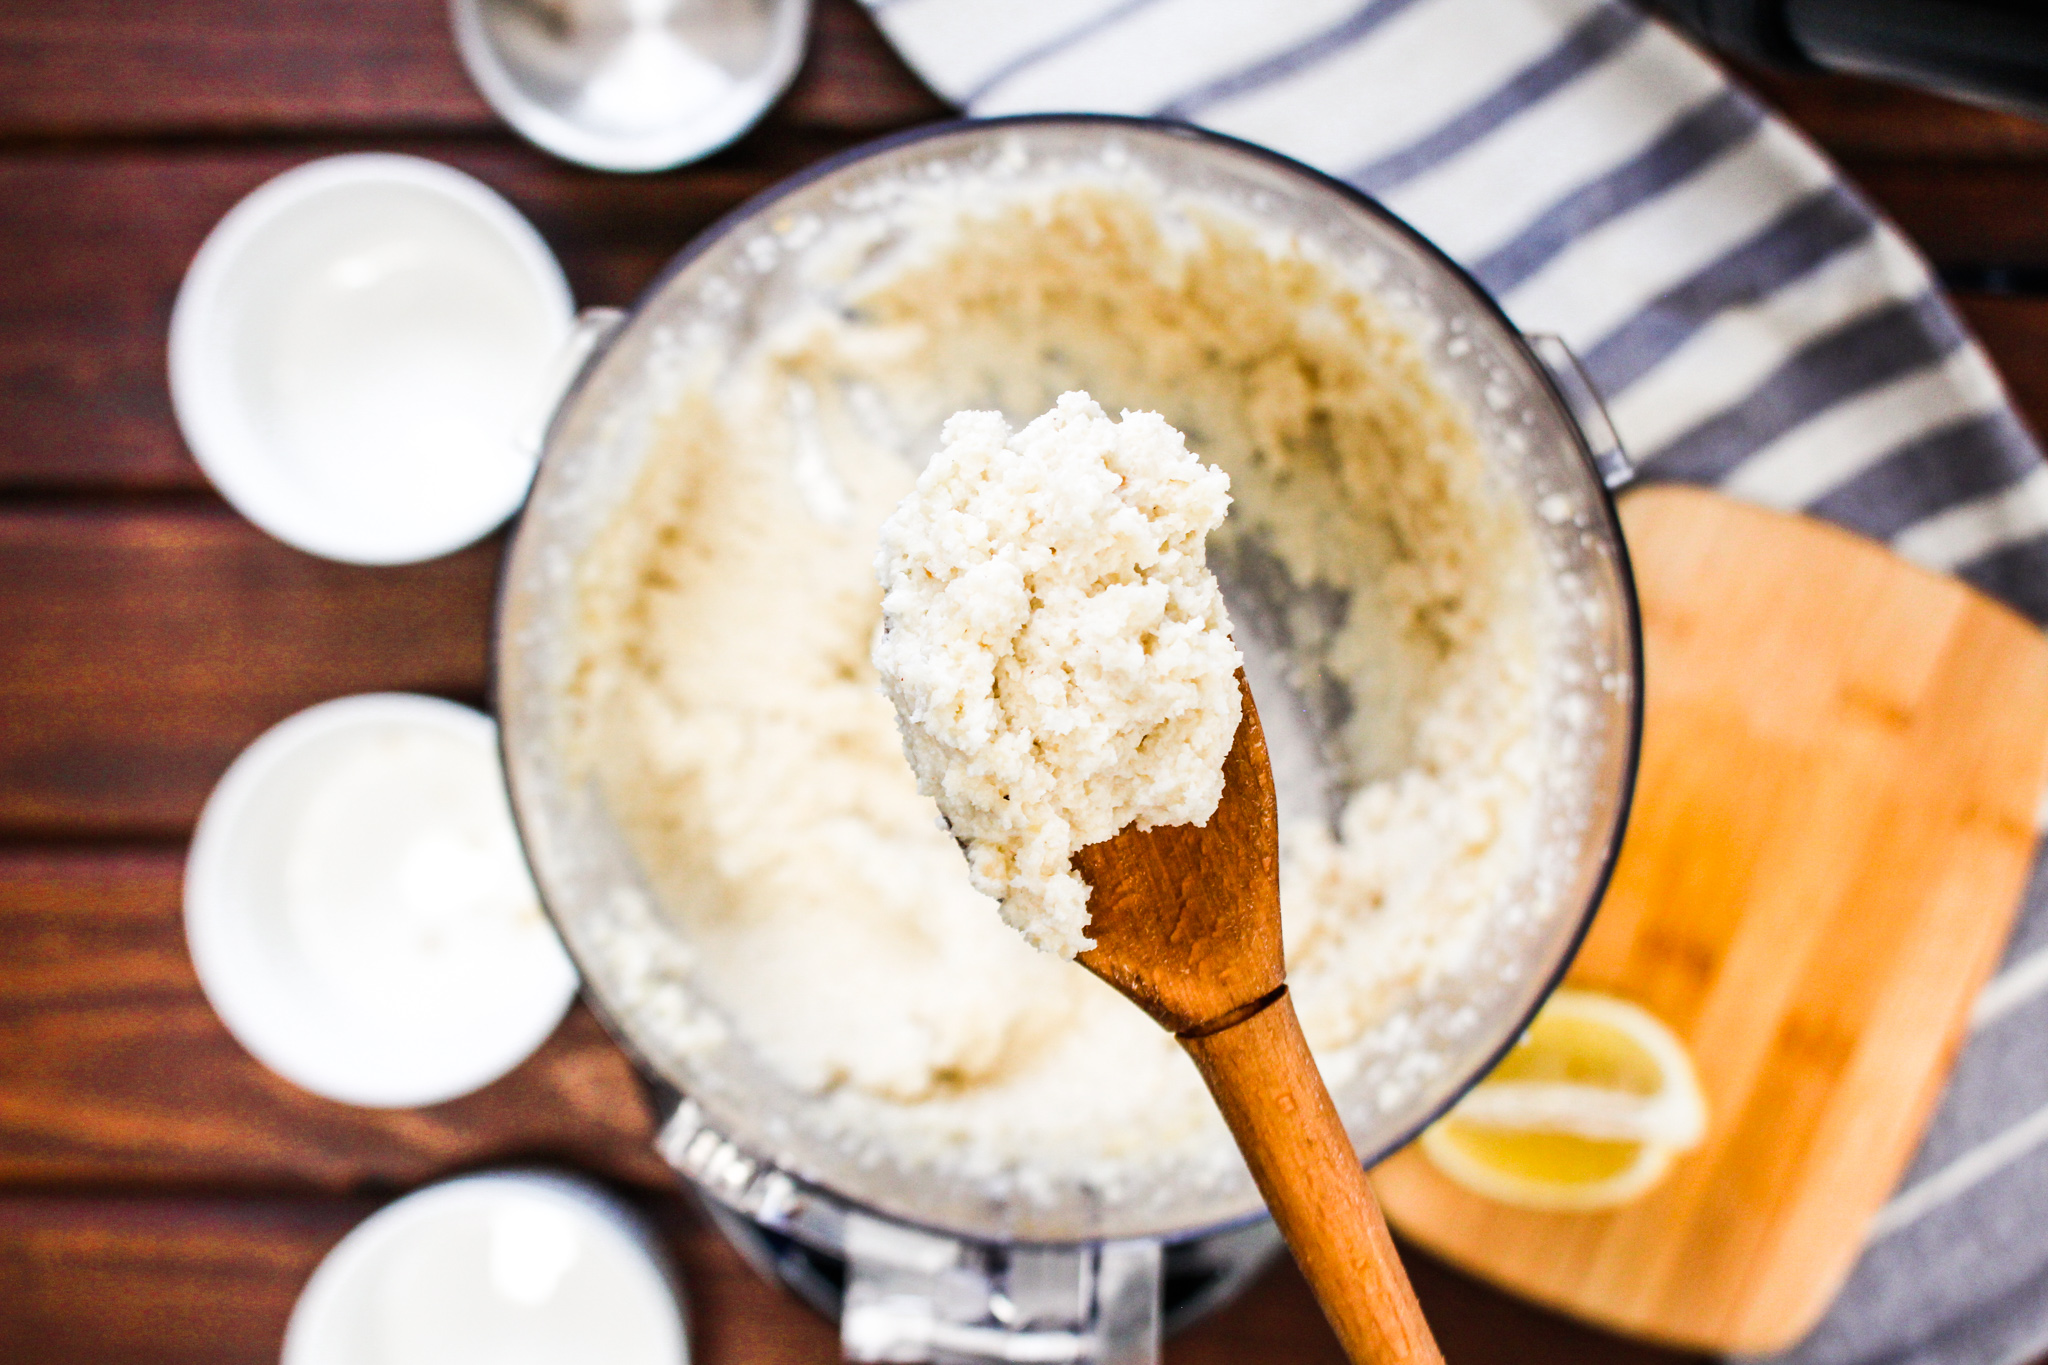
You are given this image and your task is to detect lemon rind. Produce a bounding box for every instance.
[1416,988,1708,1211]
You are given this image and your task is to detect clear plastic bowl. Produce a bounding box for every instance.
[495,114,1641,1352]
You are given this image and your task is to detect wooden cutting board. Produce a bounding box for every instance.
[1374,484,2048,1353]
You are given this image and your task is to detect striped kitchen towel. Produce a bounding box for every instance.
[857,1,2048,1362]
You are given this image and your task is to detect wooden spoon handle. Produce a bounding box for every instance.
[1181,988,1442,1365]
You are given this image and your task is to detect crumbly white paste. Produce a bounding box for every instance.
[873,392,1242,958]
[571,175,1549,1184]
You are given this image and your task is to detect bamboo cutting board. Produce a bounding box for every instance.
[1374,485,2048,1352]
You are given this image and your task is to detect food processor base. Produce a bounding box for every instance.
[698,1196,1285,1360]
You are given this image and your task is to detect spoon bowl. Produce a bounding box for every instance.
[1076,672,1283,1036]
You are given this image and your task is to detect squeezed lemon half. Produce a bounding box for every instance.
[1419,988,1707,1211]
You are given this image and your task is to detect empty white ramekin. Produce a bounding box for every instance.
[185,693,578,1108]
[170,154,574,565]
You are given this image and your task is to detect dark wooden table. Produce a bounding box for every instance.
[2,5,2044,1361]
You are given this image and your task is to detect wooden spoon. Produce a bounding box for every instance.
[1074,671,1442,1365]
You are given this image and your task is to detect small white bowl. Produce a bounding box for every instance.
[185,694,578,1108]
[170,155,574,565]
[284,1171,689,1365]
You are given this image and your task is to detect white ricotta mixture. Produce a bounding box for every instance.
[872,392,1242,958]
[570,174,1554,1189]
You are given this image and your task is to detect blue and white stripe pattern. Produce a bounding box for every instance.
[868,0,2048,625]
[862,1,2048,1361]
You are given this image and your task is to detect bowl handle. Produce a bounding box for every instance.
[513,306,629,467]
[1527,333,1634,491]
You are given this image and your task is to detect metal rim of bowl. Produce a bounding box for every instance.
[448,0,815,174]
[493,112,1646,1249]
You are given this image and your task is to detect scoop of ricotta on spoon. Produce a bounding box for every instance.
[873,390,1243,959]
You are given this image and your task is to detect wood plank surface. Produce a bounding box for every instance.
[1957,295,2048,432]
[1734,66,2048,160]
[0,508,495,837]
[0,0,943,138]
[0,847,669,1192]
[0,144,800,491]
[1850,162,2048,269]
[0,1190,1706,1365]
[0,0,493,136]
[0,1192,844,1365]
[0,1195,380,1365]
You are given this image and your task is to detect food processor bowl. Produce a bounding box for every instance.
[496,115,1641,1362]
